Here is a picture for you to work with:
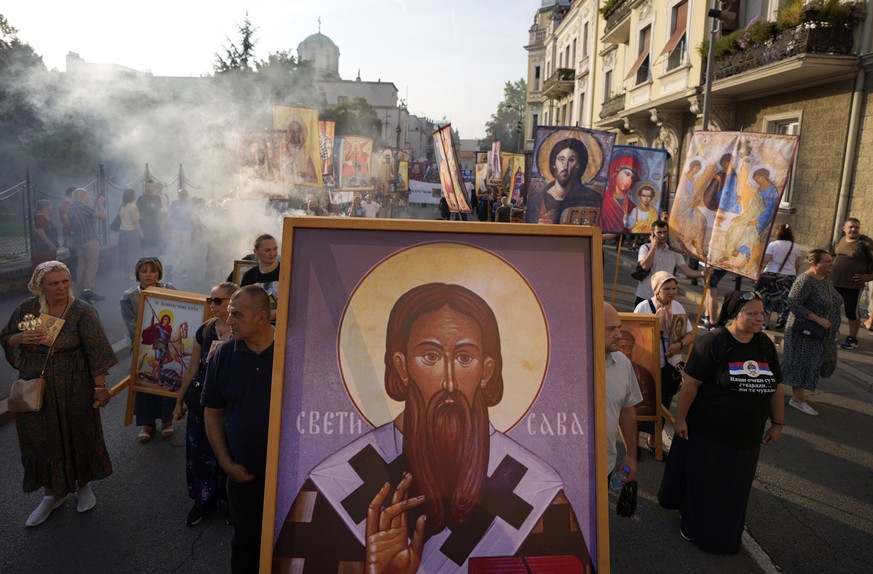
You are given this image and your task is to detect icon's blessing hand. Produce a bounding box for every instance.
[365,472,426,574]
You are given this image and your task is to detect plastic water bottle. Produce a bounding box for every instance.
[610,465,630,491]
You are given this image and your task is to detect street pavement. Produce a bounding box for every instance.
[0,230,872,573]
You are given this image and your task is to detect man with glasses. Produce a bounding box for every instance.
[635,220,703,306]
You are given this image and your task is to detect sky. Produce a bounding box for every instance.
[3,0,541,138]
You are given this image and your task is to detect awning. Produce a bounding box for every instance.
[625,26,652,80]
[659,1,688,57]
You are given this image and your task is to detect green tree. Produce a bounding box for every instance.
[1,14,111,187]
[254,50,320,106]
[214,12,258,73]
[0,15,44,130]
[484,79,526,153]
[320,97,382,141]
[255,49,296,72]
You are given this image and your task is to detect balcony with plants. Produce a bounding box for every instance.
[542,67,577,99]
[699,0,863,86]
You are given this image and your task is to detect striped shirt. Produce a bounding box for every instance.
[67,201,98,245]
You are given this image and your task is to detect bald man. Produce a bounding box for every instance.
[604,302,643,483]
[203,285,275,573]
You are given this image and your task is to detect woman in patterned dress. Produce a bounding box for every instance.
[1,261,116,527]
[781,249,843,416]
[173,282,237,526]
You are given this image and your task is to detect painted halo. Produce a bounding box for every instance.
[338,242,549,432]
[536,128,605,186]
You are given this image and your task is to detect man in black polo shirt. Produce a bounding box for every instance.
[203,285,275,573]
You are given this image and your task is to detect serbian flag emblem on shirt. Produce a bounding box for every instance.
[728,361,773,377]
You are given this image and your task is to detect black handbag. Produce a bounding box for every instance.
[755,272,781,289]
[630,264,650,281]
[109,211,122,232]
[616,480,638,517]
[794,318,826,339]
[183,378,204,416]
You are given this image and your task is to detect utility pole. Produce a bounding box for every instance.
[702,0,736,130]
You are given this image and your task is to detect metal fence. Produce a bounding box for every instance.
[0,179,33,263]
[0,164,197,266]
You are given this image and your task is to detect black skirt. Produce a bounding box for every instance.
[658,431,761,554]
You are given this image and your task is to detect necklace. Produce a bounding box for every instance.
[216,318,232,340]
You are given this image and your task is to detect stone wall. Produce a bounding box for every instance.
[847,73,873,230]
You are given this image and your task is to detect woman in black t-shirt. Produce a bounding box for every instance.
[173,281,238,526]
[659,291,785,554]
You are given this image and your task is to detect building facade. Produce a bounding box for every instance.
[524,0,872,247]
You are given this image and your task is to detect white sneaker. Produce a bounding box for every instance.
[76,483,97,513]
[789,398,819,416]
[25,496,65,527]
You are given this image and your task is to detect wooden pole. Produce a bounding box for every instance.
[93,375,130,409]
[611,234,624,304]
[685,265,712,362]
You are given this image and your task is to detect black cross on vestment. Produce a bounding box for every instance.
[273,480,365,572]
[274,445,533,573]
[440,454,534,565]
[341,444,408,523]
[338,445,536,566]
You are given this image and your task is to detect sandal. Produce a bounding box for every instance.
[161,422,174,439]
[138,425,154,443]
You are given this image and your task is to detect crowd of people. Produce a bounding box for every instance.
[7,186,873,568]
[11,186,292,571]
[601,214,871,554]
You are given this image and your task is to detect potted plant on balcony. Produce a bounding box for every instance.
[777,0,863,30]
[600,0,622,18]
[697,17,776,60]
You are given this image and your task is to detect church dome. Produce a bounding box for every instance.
[298,30,340,80]
[540,0,569,9]
[301,32,337,48]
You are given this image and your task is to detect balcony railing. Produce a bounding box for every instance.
[710,23,855,81]
[529,27,547,46]
[599,93,625,119]
[542,68,576,99]
[602,0,632,36]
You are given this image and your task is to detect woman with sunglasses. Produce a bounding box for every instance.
[659,290,784,554]
[781,249,842,416]
[120,257,177,442]
[173,282,238,526]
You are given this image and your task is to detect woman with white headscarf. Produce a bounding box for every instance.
[634,271,694,453]
[0,261,116,527]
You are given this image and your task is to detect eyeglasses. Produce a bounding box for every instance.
[740,291,762,301]
[205,297,226,305]
[137,257,159,264]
